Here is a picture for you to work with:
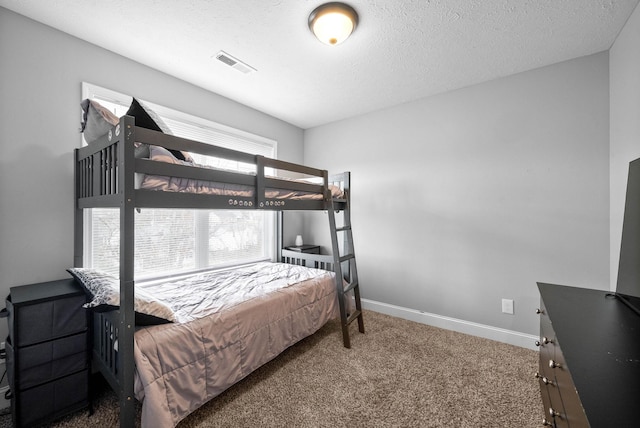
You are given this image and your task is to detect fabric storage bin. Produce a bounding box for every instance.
[13,369,89,428]
[5,279,87,347]
[7,333,87,390]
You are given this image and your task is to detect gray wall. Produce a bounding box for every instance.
[610,2,640,289]
[0,8,304,338]
[303,52,610,337]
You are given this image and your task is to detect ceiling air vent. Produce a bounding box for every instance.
[215,51,256,74]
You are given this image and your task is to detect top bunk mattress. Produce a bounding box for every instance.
[139,145,344,200]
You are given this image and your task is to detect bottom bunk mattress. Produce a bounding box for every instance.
[111,263,338,428]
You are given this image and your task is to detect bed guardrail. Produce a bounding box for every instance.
[92,310,120,393]
[75,116,340,211]
[281,249,336,271]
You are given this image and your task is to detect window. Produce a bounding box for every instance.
[82,83,277,279]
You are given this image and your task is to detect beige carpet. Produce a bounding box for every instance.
[50,310,542,427]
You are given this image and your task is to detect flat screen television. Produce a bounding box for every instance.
[616,157,640,311]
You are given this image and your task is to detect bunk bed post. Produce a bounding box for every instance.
[256,155,266,209]
[73,149,83,268]
[277,211,283,261]
[118,116,137,428]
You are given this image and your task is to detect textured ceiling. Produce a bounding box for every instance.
[1,0,638,129]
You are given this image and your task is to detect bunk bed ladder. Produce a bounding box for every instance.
[328,192,364,348]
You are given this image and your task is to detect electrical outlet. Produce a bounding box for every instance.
[502,298,514,315]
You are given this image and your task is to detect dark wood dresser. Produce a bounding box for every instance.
[5,279,89,427]
[536,282,640,427]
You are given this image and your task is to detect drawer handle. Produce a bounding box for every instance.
[535,372,556,386]
[549,359,562,369]
[535,308,544,314]
[536,337,552,347]
[542,418,553,426]
[549,407,563,419]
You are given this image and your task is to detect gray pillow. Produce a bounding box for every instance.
[80,99,120,144]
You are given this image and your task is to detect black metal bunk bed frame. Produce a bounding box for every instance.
[73,115,364,427]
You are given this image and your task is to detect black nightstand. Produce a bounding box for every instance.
[285,245,320,254]
[4,278,89,427]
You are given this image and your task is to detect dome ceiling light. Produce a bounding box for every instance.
[308,2,359,46]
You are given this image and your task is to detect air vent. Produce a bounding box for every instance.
[215,51,256,74]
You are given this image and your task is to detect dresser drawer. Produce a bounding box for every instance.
[538,308,556,377]
[6,279,87,347]
[6,332,88,391]
[537,377,554,426]
[12,369,89,428]
[550,345,589,427]
[538,302,566,426]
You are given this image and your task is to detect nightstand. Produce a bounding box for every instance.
[284,244,320,254]
[4,278,89,427]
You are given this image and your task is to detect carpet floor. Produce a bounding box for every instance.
[9,310,543,427]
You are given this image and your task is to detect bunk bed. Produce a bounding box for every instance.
[73,114,364,428]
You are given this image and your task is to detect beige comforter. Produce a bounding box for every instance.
[131,263,338,427]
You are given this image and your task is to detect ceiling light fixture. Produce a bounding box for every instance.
[308,2,358,46]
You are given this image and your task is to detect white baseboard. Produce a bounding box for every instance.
[361,298,539,351]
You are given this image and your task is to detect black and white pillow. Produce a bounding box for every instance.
[67,267,176,323]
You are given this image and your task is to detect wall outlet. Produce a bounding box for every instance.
[502,298,514,314]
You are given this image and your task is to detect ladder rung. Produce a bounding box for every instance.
[343,281,358,294]
[346,310,362,325]
[339,254,355,263]
[336,225,351,232]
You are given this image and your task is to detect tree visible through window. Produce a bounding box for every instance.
[82,84,276,279]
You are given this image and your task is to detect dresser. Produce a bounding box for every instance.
[4,279,89,427]
[536,283,640,427]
